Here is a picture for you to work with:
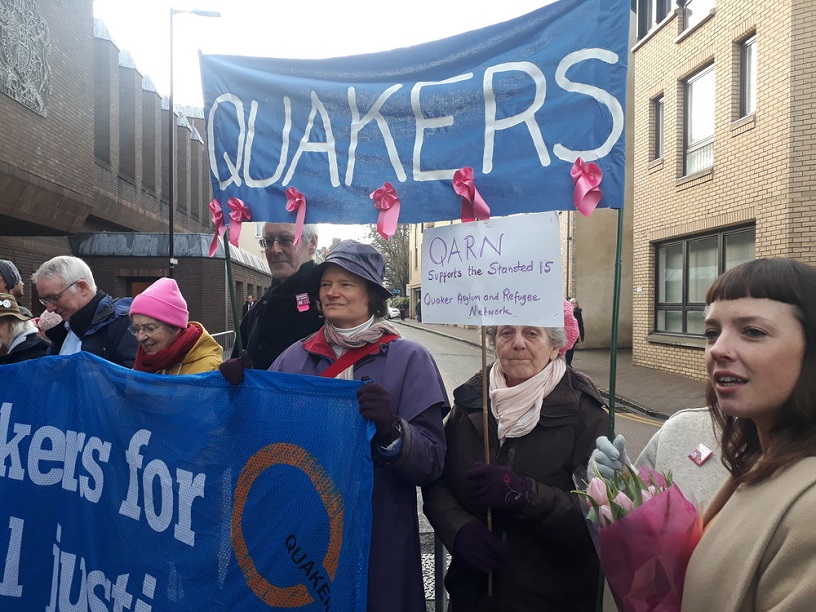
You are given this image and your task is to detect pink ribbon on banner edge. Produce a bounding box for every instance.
[227,197,251,249]
[208,198,252,257]
[208,199,226,257]
[570,157,603,217]
[452,167,490,223]
[370,182,401,240]
[285,187,307,246]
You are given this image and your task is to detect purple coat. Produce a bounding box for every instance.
[271,329,449,611]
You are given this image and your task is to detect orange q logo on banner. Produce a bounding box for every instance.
[231,443,345,608]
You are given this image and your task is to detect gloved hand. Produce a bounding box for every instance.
[357,377,399,444]
[466,461,532,511]
[453,521,504,573]
[590,434,632,479]
[219,350,253,385]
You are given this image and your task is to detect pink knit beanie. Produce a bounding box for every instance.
[130,278,188,328]
[561,298,580,357]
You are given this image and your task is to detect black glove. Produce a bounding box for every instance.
[219,350,253,385]
[453,521,504,573]
[466,461,532,511]
[357,377,399,444]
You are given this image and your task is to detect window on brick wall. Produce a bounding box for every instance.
[684,64,715,175]
[637,0,672,39]
[740,35,757,118]
[655,226,755,335]
[683,0,715,31]
[652,95,664,161]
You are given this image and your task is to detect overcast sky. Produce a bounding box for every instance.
[92,0,552,245]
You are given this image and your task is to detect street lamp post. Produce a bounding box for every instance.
[168,7,220,278]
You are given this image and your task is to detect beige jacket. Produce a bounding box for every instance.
[682,456,816,611]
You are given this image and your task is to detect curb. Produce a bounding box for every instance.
[396,320,671,422]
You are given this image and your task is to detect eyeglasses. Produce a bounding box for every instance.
[258,234,296,249]
[38,281,79,306]
[128,323,165,336]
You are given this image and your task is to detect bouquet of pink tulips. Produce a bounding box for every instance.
[575,466,702,612]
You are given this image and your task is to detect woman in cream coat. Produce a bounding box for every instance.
[682,258,816,611]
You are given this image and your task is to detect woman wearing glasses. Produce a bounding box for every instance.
[129,278,222,375]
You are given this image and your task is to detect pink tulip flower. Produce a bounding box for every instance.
[588,478,609,506]
[614,491,634,513]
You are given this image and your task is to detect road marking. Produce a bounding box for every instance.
[615,411,662,426]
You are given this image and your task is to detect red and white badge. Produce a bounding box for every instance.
[295,293,310,312]
[688,443,713,466]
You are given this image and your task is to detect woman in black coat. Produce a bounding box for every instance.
[422,308,606,611]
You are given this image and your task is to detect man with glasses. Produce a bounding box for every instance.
[32,255,138,367]
[229,222,322,371]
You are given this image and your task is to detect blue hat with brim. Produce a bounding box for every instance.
[308,240,391,300]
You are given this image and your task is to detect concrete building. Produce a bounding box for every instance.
[0,0,270,335]
[631,0,816,380]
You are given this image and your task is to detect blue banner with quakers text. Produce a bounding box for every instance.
[0,353,372,610]
[199,0,629,225]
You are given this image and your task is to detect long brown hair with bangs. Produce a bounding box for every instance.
[705,258,816,485]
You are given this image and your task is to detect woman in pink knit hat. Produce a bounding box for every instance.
[128,278,221,374]
[422,299,607,611]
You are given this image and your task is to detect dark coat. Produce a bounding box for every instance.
[0,331,49,364]
[422,365,607,612]
[46,293,137,368]
[232,261,323,370]
[574,307,585,343]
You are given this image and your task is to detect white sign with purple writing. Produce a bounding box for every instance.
[421,212,562,326]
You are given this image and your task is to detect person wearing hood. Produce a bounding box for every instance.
[0,293,48,364]
[32,256,138,368]
[129,278,222,375]
[270,240,449,612]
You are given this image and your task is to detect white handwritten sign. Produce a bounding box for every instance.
[421,212,563,326]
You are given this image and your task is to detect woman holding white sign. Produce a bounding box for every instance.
[422,301,607,611]
[271,240,449,612]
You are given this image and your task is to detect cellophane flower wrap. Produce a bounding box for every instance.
[575,466,702,612]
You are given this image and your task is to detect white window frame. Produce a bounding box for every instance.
[685,65,715,175]
[740,35,757,117]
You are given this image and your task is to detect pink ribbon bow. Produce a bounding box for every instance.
[570,158,603,217]
[208,198,252,257]
[285,187,307,245]
[370,182,401,240]
[453,167,490,222]
[227,197,251,247]
[208,199,227,257]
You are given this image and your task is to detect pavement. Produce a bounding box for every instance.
[395,319,707,420]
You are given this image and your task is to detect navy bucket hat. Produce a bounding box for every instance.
[308,240,391,300]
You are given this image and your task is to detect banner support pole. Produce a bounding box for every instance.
[224,239,244,354]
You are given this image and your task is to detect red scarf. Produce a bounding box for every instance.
[133,324,202,373]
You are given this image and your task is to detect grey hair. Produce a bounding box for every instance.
[300,224,318,243]
[1,318,33,349]
[31,256,97,294]
[484,325,568,353]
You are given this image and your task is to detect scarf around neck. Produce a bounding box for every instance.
[322,317,401,379]
[133,324,202,373]
[489,357,567,444]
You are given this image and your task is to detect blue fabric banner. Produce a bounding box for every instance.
[199,0,629,225]
[0,353,372,611]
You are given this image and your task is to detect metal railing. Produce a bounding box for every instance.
[211,330,235,360]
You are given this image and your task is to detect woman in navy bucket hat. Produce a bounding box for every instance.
[271,240,449,611]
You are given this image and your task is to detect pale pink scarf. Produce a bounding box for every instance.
[489,357,567,444]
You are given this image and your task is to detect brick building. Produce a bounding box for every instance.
[631,0,816,380]
[0,0,270,335]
